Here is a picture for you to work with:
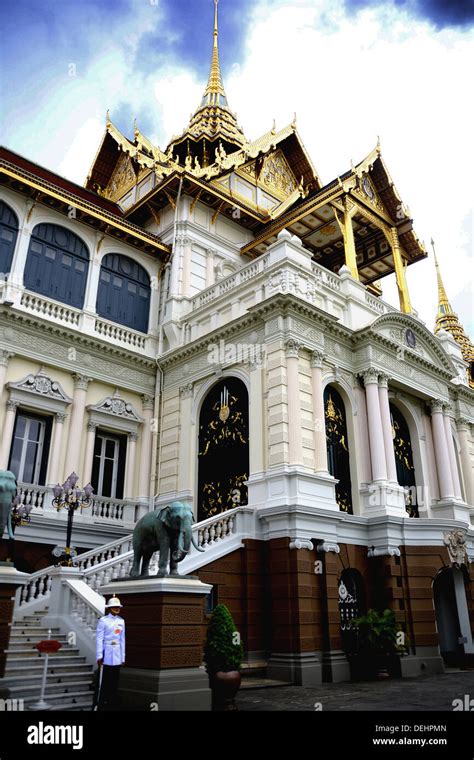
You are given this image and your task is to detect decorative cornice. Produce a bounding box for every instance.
[0,350,14,367]
[141,394,155,411]
[360,367,379,386]
[317,541,340,554]
[310,350,324,369]
[289,539,313,551]
[8,373,72,405]
[73,373,93,391]
[88,391,143,423]
[285,339,302,359]
[367,546,401,558]
[179,383,194,400]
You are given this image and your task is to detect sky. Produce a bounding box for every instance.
[1,0,473,338]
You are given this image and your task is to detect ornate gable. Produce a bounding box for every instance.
[237,150,298,201]
[105,152,137,202]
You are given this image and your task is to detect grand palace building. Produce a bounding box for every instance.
[1,0,473,698]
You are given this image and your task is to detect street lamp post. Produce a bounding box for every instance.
[52,472,94,566]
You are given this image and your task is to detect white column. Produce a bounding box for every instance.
[311,350,328,473]
[456,418,473,505]
[47,412,68,486]
[362,369,387,482]
[177,384,194,493]
[125,432,138,499]
[430,400,454,500]
[286,339,304,466]
[138,395,155,501]
[443,408,462,499]
[63,374,92,478]
[206,248,216,288]
[8,205,33,298]
[378,374,398,483]
[0,400,19,469]
[249,361,264,475]
[181,243,192,296]
[0,351,13,399]
[82,421,97,486]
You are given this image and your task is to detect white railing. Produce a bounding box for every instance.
[90,496,138,524]
[191,254,270,310]
[14,506,242,614]
[94,317,147,350]
[16,482,51,510]
[20,291,81,326]
[311,262,342,292]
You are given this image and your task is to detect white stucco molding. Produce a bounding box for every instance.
[7,370,73,414]
[87,389,143,434]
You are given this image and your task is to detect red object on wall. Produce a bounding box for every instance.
[36,640,62,653]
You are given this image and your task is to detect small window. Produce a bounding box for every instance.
[8,410,52,486]
[45,248,56,260]
[1,228,13,242]
[62,254,72,267]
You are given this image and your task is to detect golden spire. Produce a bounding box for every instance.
[433,239,453,317]
[432,239,474,387]
[166,0,246,157]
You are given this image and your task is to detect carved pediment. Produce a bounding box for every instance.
[105,151,137,202]
[8,372,72,406]
[89,391,142,422]
[236,149,298,201]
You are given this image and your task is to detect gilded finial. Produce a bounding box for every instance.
[292,112,297,128]
[134,118,139,137]
[376,134,381,153]
[106,109,111,127]
[271,118,276,134]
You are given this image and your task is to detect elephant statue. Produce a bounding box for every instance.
[131,501,204,578]
[0,470,17,541]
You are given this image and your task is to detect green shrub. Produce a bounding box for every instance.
[348,608,406,655]
[204,604,243,674]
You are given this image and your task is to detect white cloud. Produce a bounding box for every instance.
[8,0,473,336]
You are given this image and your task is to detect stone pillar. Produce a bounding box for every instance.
[0,400,19,470]
[311,350,328,473]
[362,369,387,482]
[378,374,398,483]
[206,248,215,288]
[64,374,91,478]
[456,418,473,504]
[285,340,304,466]
[0,351,13,400]
[99,577,212,711]
[138,395,155,503]
[177,384,194,495]
[47,412,68,486]
[0,566,28,680]
[443,409,462,499]
[181,242,193,296]
[125,432,138,499]
[249,361,264,475]
[430,400,454,500]
[82,421,97,486]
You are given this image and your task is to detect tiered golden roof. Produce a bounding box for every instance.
[166,0,246,161]
[433,241,474,386]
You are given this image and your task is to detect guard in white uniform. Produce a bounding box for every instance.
[95,596,125,710]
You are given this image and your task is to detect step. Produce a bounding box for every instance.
[8,681,93,697]
[5,647,81,657]
[240,661,269,680]
[3,671,93,687]
[49,697,94,712]
[24,691,94,708]
[5,655,88,668]
[10,627,62,636]
[4,662,93,676]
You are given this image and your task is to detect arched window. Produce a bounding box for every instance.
[0,201,19,277]
[324,385,353,514]
[390,403,418,517]
[25,224,89,309]
[97,254,151,333]
[197,378,249,521]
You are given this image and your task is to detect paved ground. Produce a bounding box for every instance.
[235,668,474,711]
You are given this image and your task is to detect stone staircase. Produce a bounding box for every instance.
[4,610,95,711]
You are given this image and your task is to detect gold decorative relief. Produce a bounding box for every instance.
[238,149,298,201]
[106,152,137,202]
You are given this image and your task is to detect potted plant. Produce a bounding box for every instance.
[204,604,243,710]
[348,608,406,681]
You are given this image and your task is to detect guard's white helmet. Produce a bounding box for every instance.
[105,596,123,608]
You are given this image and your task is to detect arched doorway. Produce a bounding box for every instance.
[197,378,249,521]
[324,385,353,514]
[433,568,464,667]
[390,403,418,517]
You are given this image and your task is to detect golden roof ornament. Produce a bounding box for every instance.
[432,239,474,387]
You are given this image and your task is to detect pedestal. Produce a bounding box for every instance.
[99,576,213,711]
[0,562,29,699]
